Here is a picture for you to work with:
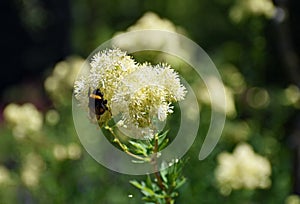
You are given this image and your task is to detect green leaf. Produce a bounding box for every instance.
[130,180,143,189]
[146,174,152,188]
[130,180,156,197]
[129,140,147,156]
[158,130,169,145]
[160,162,169,183]
[175,177,186,189]
[158,138,169,151]
[142,196,156,203]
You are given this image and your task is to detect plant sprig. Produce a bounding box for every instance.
[120,130,186,204]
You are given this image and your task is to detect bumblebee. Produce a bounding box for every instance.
[88,88,109,120]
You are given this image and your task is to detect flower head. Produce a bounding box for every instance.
[112,63,186,130]
[21,153,45,188]
[0,166,12,186]
[74,48,138,111]
[230,0,275,23]
[285,195,300,204]
[215,143,271,195]
[3,103,43,139]
[45,56,84,105]
[74,48,186,138]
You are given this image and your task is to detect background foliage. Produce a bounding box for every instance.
[1,0,300,203]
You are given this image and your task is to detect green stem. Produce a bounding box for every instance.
[152,134,172,204]
[104,125,149,162]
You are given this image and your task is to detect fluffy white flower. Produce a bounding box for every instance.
[112,12,187,60]
[112,63,186,129]
[74,48,138,110]
[0,166,11,186]
[127,12,179,32]
[21,153,45,188]
[285,195,300,204]
[215,143,271,195]
[45,56,84,104]
[74,48,186,137]
[230,0,275,23]
[3,103,43,138]
[157,104,173,121]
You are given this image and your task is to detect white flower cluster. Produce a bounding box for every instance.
[52,143,82,161]
[230,0,275,22]
[126,12,180,32]
[0,166,12,186]
[21,153,45,188]
[3,103,43,139]
[215,143,271,195]
[112,63,185,127]
[284,85,300,107]
[285,195,300,204]
[45,56,84,104]
[113,12,186,58]
[75,48,138,108]
[74,48,186,137]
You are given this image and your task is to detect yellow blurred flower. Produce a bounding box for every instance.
[230,0,275,22]
[215,143,271,195]
[45,109,60,126]
[45,56,84,105]
[3,103,43,139]
[0,165,12,186]
[246,87,270,109]
[222,121,250,142]
[21,153,45,188]
[197,84,236,118]
[113,12,187,63]
[53,143,82,161]
[53,144,68,161]
[67,143,82,160]
[283,85,300,108]
[286,195,300,204]
[127,12,181,32]
[220,64,246,94]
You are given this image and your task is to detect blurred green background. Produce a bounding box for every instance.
[1,0,300,203]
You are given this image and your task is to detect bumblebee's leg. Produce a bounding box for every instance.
[98,103,106,112]
[96,114,100,120]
